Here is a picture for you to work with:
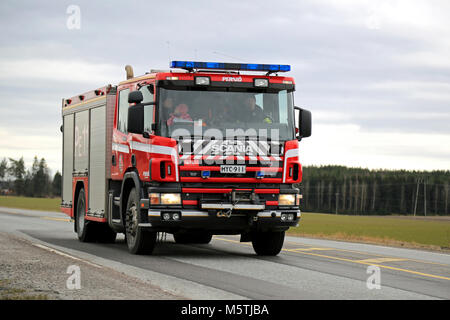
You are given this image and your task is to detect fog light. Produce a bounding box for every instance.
[172,213,180,221]
[280,214,287,222]
[162,213,171,221]
[287,214,294,221]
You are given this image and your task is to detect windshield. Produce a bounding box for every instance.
[158,87,295,141]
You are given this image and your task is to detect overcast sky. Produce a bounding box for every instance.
[0,0,449,175]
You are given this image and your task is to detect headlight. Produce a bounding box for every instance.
[160,193,181,205]
[279,194,295,206]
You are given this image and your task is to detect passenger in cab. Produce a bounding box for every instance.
[166,103,193,126]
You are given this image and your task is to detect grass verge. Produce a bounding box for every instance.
[0,196,60,212]
[0,280,48,300]
[288,212,450,251]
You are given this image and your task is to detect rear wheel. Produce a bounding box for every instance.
[174,232,212,244]
[76,189,96,242]
[251,230,285,256]
[125,187,156,254]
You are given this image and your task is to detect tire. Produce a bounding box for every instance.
[125,187,156,254]
[76,189,96,242]
[251,230,285,256]
[174,232,212,244]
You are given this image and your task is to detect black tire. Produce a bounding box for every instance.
[174,232,212,244]
[95,224,117,243]
[251,230,285,256]
[76,189,96,242]
[125,187,156,254]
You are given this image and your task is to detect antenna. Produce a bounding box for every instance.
[166,41,171,62]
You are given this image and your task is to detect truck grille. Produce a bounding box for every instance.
[178,139,284,156]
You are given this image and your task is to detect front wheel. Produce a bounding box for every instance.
[251,230,285,256]
[125,187,157,254]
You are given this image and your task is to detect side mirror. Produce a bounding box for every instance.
[128,90,143,104]
[294,106,312,140]
[127,104,144,134]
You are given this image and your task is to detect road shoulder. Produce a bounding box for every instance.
[0,232,184,300]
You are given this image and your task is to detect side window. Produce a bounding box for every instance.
[278,90,288,124]
[140,85,154,104]
[117,88,130,133]
[255,94,264,110]
[139,85,154,133]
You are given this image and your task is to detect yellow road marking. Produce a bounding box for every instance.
[286,250,450,281]
[356,258,408,264]
[290,247,333,252]
[214,237,450,281]
[0,210,25,215]
[285,239,450,268]
[40,217,71,222]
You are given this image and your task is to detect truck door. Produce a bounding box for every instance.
[127,82,155,181]
[111,85,132,179]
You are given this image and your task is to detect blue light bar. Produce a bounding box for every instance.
[170,61,290,73]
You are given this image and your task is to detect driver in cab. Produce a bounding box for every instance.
[240,95,272,123]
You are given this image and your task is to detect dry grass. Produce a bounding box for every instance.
[0,280,48,300]
[0,196,60,212]
[288,212,450,251]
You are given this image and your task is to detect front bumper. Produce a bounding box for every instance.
[141,208,301,233]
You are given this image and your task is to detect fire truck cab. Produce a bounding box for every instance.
[61,61,311,256]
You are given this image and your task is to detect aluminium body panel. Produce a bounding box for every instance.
[62,113,74,206]
[88,106,107,216]
[73,110,90,174]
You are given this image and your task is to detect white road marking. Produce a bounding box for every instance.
[32,243,103,269]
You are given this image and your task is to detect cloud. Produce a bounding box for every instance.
[0,128,61,174]
[0,0,449,171]
[300,124,450,170]
[0,58,122,86]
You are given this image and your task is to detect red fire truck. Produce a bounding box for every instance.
[61,61,311,255]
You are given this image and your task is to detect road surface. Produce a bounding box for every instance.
[0,207,449,300]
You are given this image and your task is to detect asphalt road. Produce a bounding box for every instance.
[1,206,449,300]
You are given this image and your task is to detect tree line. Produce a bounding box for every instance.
[0,157,61,197]
[1,158,449,215]
[297,165,450,216]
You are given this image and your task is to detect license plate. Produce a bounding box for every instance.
[220,165,246,174]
